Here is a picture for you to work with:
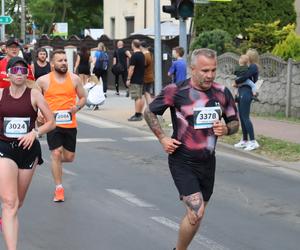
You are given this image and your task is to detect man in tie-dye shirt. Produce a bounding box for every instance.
[144,48,239,250]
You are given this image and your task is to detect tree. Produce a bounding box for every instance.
[246,21,295,53]
[190,29,234,55]
[194,0,296,38]
[272,31,300,61]
[5,0,103,38]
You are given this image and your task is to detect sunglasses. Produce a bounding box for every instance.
[8,66,28,75]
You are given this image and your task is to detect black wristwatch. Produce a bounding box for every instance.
[76,105,81,111]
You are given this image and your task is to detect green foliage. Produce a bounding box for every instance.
[5,0,103,38]
[272,31,300,61]
[246,21,295,53]
[190,29,234,55]
[194,0,296,38]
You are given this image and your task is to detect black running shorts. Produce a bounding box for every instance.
[168,154,216,202]
[46,127,77,152]
[0,139,43,169]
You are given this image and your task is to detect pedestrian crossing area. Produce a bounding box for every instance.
[77,113,123,128]
[39,136,157,146]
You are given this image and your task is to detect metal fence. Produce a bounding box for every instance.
[217,52,300,118]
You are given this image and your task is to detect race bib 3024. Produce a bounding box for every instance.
[4,117,30,138]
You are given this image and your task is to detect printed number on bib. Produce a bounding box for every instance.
[54,110,72,125]
[193,106,222,129]
[4,117,30,138]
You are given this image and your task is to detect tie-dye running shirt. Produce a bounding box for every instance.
[149,79,238,162]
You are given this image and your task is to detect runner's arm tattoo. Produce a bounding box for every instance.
[226,120,239,135]
[144,108,166,141]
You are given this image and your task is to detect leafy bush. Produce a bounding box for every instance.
[272,31,300,61]
[190,29,234,55]
[245,21,295,53]
[194,0,296,38]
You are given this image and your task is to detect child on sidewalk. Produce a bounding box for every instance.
[233,54,259,101]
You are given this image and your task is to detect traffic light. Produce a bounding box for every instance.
[162,0,194,19]
[162,0,178,19]
[177,0,194,18]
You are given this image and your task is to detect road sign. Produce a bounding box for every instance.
[0,16,13,25]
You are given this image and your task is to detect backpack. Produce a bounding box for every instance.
[94,51,109,71]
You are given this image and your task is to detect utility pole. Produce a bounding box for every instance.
[154,0,162,95]
[1,0,5,41]
[21,0,25,42]
[179,18,187,61]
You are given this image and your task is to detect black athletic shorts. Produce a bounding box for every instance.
[168,154,216,202]
[0,139,43,169]
[47,127,77,152]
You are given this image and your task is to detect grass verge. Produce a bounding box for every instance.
[219,131,300,162]
[252,112,300,124]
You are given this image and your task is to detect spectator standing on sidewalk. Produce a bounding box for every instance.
[22,45,32,65]
[234,49,260,151]
[112,40,131,96]
[74,46,92,85]
[168,46,187,84]
[31,47,51,80]
[92,42,109,97]
[144,48,239,250]
[141,41,154,105]
[37,49,86,202]
[127,39,145,121]
[0,43,6,60]
[0,57,55,250]
[232,54,259,101]
[0,38,35,88]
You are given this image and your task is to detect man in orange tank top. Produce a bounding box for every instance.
[36,49,86,202]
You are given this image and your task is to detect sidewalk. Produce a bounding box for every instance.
[80,90,300,171]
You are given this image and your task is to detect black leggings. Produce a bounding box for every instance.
[115,71,128,92]
[95,70,107,93]
[238,86,255,141]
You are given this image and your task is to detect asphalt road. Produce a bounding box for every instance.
[1,115,299,250]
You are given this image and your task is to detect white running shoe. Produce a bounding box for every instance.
[244,140,260,151]
[234,140,248,148]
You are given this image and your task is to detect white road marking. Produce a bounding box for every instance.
[39,138,116,146]
[43,159,78,176]
[62,168,78,176]
[77,113,123,128]
[106,189,155,208]
[122,136,157,142]
[151,216,229,250]
[77,138,116,142]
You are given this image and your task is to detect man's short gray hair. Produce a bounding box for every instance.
[190,48,217,66]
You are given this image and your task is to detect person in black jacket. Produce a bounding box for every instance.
[112,40,131,96]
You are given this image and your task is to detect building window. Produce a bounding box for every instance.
[111,17,115,39]
[126,16,134,37]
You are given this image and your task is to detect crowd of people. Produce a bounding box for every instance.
[0,36,262,250]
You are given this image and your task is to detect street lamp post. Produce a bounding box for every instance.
[1,0,5,41]
[21,0,25,42]
[154,0,162,95]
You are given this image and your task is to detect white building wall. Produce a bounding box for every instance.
[104,0,183,39]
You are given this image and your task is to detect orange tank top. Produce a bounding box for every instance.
[44,72,77,128]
